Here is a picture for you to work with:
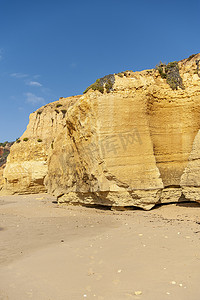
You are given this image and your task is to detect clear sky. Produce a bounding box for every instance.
[0,0,199,142]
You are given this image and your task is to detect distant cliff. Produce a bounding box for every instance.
[1,54,200,209]
[0,142,14,190]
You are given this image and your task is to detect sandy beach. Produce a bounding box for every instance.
[0,194,200,300]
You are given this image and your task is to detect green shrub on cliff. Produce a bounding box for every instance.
[117,73,123,78]
[105,79,113,93]
[156,62,167,79]
[83,74,115,94]
[83,79,104,94]
[156,61,184,90]
[187,54,197,61]
[0,141,8,147]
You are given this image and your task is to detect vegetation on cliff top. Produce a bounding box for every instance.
[156,61,184,90]
[84,54,199,94]
[83,74,115,94]
[0,142,8,147]
[0,141,14,147]
[116,70,134,77]
[187,54,197,61]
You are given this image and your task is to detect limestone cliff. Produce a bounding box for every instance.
[0,165,5,191]
[2,54,200,209]
[1,96,80,194]
[0,142,13,191]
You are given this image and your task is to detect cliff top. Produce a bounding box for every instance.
[83,53,200,95]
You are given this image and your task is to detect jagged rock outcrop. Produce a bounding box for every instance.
[2,54,200,209]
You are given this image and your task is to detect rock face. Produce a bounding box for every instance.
[0,165,5,191]
[2,54,200,209]
[1,96,80,194]
[180,130,200,203]
[0,143,13,191]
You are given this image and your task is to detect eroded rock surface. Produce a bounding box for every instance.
[2,54,200,209]
[0,143,13,192]
[1,96,80,194]
[180,130,200,203]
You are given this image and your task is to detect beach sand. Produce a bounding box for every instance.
[0,194,200,300]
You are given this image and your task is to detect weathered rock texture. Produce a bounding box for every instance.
[2,54,200,209]
[0,143,13,191]
[0,165,5,191]
[1,96,80,194]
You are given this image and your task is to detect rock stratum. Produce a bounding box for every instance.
[1,54,200,210]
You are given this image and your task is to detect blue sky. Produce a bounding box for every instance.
[0,0,199,141]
